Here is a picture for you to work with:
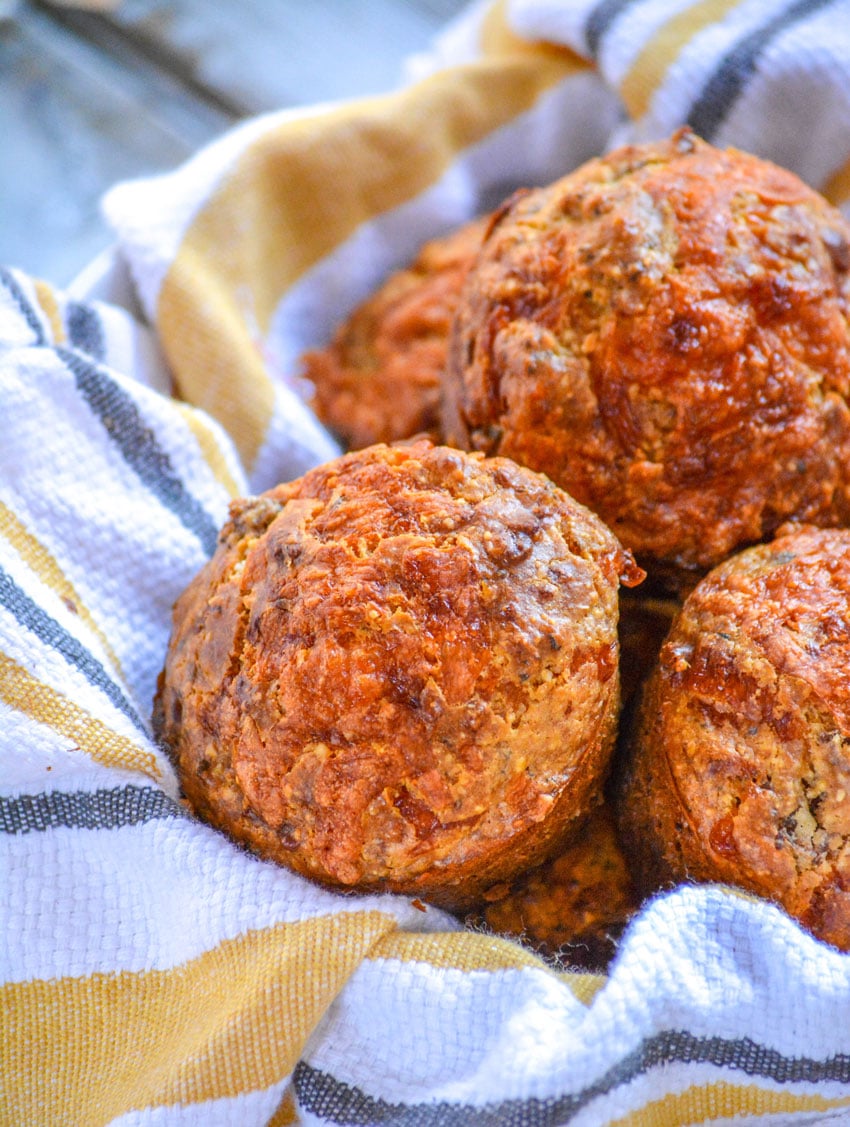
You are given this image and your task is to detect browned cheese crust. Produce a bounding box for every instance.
[443,129,850,587]
[617,525,850,949]
[302,218,488,450]
[156,439,642,908]
[475,803,639,969]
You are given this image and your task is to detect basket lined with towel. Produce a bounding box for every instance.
[4,1,850,1123]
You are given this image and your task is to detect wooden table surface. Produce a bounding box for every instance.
[1,0,467,286]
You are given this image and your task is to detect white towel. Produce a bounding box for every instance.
[4,2,850,1123]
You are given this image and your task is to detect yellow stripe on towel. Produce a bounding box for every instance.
[607,1079,850,1126]
[620,0,743,121]
[171,401,244,499]
[32,280,67,345]
[372,927,554,973]
[159,50,586,473]
[266,1087,299,1127]
[0,911,395,1125]
[0,501,125,681]
[0,649,159,779]
[372,928,606,1003]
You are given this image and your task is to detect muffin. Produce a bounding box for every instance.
[443,128,850,589]
[155,439,642,908]
[618,525,850,949]
[476,803,639,970]
[302,217,487,450]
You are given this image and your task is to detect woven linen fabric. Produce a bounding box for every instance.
[4,1,850,1124]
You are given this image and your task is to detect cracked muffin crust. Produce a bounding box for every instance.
[443,129,850,589]
[302,217,487,450]
[155,439,642,908]
[617,525,850,949]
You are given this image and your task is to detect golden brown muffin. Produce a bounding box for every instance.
[302,217,488,449]
[475,803,639,970]
[617,525,850,949]
[443,129,850,589]
[155,439,643,909]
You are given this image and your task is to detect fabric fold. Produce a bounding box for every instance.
[4,2,850,1124]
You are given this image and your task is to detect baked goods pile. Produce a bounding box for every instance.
[156,128,850,965]
[443,128,850,589]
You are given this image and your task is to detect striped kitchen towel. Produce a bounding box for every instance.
[4,1,850,1124]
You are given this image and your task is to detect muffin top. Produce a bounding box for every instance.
[621,524,850,948]
[444,129,850,586]
[156,439,641,905]
[303,217,487,449]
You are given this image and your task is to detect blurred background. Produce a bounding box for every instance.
[0,0,467,285]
